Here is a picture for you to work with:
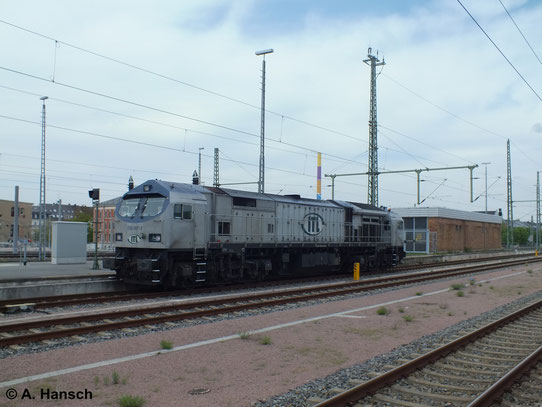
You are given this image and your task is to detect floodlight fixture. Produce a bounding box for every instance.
[255,49,274,56]
[40,96,48,101]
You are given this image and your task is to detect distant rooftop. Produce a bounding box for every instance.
[393,207,502,224]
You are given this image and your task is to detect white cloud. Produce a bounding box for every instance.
[0,0,541,220]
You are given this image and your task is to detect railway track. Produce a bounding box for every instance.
[0,253,535,311]
[312,298,542,407]
[0,255,533,310]
[1,256,540,349]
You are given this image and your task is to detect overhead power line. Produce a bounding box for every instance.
[498,0,542,66]
[0,19,366,141]
[0,80,361,167]
[456,0,542,103]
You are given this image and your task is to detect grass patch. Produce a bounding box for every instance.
[259,335,272,345]
[456,290,464,297]
[415,292,423,296]
[489,286,494,290]
[376,307,389,316]
[239,332,250,340]
[398,307,405,313]
[103,376,110,386]
[160,340,173,350]
[112,371,120,385]
[528,269,533,274]
[402,315,414,322]
[94,376,99,386]
[118,395,146,407]
[450,283,465,290]
[439,303,448,310]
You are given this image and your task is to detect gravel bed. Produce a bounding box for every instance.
[0,267,497,360]
[252,289,542,407]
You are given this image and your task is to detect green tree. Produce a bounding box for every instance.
[70,212,94,243]
[501,224,531,246]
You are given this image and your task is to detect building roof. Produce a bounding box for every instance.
[101,197,122,207]
[393,207,502,225]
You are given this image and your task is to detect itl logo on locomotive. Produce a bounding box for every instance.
[301,213,325,236]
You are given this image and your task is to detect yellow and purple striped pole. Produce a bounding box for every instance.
[317,152,322,200]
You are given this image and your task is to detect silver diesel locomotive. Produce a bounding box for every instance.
[104,179,405,287]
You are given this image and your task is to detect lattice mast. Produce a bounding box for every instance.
[363,48,385,206]
[537,171,540,251]
[39,96,48,261]
[506,139,514,248]
[213,148,219,187]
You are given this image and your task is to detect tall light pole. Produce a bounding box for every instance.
[481,162,490,212]
[39,96,48,261]
[198,147,204,184]
[255,48,273,194]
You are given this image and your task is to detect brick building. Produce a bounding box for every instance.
[0,199,33,243]
[393,207,502,253]
[93,197,121,249]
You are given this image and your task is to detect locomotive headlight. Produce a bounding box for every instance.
[149,233,161,242]
[115,233,123,242]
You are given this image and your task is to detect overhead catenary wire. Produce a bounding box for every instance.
[498,0,542,66]
[0,82,363,167]
[0,19,521,169]
[0,18,532,214]
[456,0,542,103]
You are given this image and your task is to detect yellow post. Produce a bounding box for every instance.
[536,250,538,257]
[353,262,360,280]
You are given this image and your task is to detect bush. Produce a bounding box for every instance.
[456,290,464,297]
[402,315,413,322]
[376,307,389,315]
[112,371,120,385]
[259,335,272,345]
[451,283,465,290]
[118,395,146,407]
[160,340,173,350]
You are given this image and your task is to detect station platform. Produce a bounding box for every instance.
[0,261,115,283]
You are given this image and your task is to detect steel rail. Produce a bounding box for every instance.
[466,344,542,407]
[1,256,538,333]
[313,299,542,407]
[1,256,540,347]
[1,254,536,310]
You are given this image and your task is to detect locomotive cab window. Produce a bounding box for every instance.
[174,204,193,220]
[118,198,140,218]
[141,197,166,217]
[218,221,231,236]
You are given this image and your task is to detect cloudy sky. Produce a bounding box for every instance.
[1,0,541,220]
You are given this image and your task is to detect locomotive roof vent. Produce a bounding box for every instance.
[284,194,301,199]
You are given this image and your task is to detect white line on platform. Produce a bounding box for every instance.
[0,270,526,388]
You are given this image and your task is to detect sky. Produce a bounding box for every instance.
[1,0,541,221]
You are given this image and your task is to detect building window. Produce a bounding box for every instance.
[218,221,231,236]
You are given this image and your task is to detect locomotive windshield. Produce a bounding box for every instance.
[118,198,140,217]
[141,197,166,217]
[117,196,167,218]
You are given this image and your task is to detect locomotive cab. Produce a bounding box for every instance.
[106,180,211,286]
